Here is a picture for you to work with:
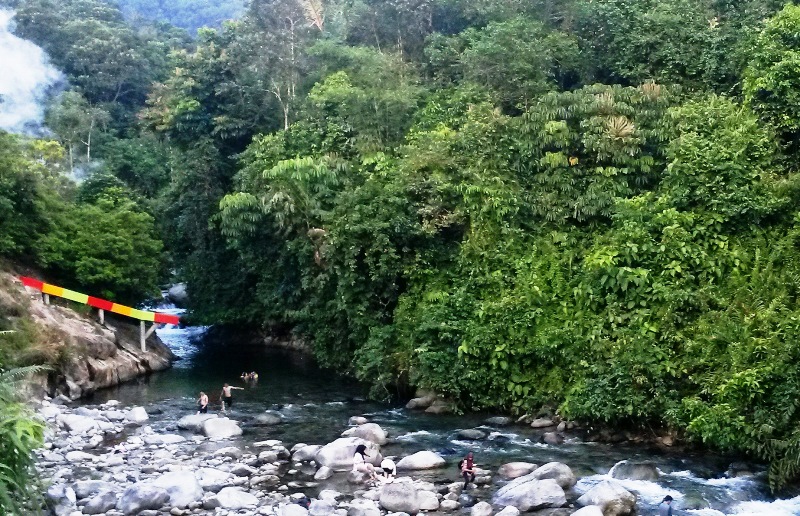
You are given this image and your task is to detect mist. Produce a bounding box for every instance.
[0,9,62,135]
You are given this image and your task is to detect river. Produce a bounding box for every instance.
[80,314,800,516]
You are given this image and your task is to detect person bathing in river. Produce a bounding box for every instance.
[196,391,209,414]
[353,444,379,484]
[221,383,244,412]
[461,451,476,490]
[658,495,674,516]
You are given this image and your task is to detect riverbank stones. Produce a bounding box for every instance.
[576,481,636,516]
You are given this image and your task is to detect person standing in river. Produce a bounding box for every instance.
[196,391,209,414]
[658,495,674,516]
[461,451,476,490]
[220,383,244,412]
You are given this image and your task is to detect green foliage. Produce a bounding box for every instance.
[743,4,800,141]
[0,366,47,515]
[35,189,163,303]
[116,0,245,33]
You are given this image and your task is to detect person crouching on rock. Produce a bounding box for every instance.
[379,457,397,483]
[353,444,378,483]
[197,391,209,414]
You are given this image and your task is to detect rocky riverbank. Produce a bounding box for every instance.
[38,399,675,516]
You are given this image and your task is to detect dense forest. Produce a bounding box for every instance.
[4,0,800,494]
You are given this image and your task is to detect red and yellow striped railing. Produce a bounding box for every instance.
[20,276,180,325]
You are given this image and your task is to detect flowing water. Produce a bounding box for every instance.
[81,310,800,516]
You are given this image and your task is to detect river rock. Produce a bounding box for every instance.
[65,450,95,462]
[47,484,77,516]
[530,418,554,428]
[457,429,488,440]
[230,463,257,476]
[471,501,493,516]
[495,507,520,516]
[196,468,234,492]
[126,406,149,424]
[310,499,336,516]
[498,462,538,480]
[254,411,283,426]
[143,433,186,445]
[213,446,243,459]
[342,423,388,445]
[542,432,564,445]
[458,493,477,507]
[576,481,636,516]
[315,437,381,471]
[425,400,452,414]
[492,478,566,511]
[216,487,259,510]
[527,462,576,489]
[118,483,170,515]
[571,506,604,516]
[57,414,99,434]
[74,480,117,499]
[177,413,217,432]
[156,470,204,508]
[348,498,381,516]
[294,444,323,462]
[315,466,334,480]
[440,500,460,512]
[202,417,243,439]
[405,395,435,410]
[281,503,310,516]
[396,451,445,470]
[380,482,420,514]
[168,283,188,307]
[418,490,439,511]
[485,416,512,426]
[83,489,118,514]
[349,416,369,425]
[610,460,660,481]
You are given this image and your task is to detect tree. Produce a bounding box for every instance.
[743,4,800,143]
[46,90,111,172]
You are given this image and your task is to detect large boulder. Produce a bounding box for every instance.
[396,451,445,470]
[342,423,389,445]
[495,507,520,516]
[527,462,576,489]
[83,490,118,515]
[315,466,334,480]
[216,487,259,510]
[178,413,217,433]
[196,468,234,492]
[405,395,435,410]
[46,484,76,516]
[497,462,537,480]
[530,418,555,429]
[294,444,323,462]
[610,461,660,481]
[155,470,204,508]
[492,478,566,511]
[572,507,604,516]
[315,437,381,471]
[576,481,637,516]
[379,482,420,514]
[202,417,243,439]
[118,483,170,515]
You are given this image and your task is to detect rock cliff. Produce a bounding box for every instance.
[1,270,175,400]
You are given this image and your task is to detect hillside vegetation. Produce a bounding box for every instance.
[3,0,800,492]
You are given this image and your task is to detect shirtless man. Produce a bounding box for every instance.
[197,391,209,414]
[221,383,244,412]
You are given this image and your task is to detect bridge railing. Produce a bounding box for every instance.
[19,276,180,351]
